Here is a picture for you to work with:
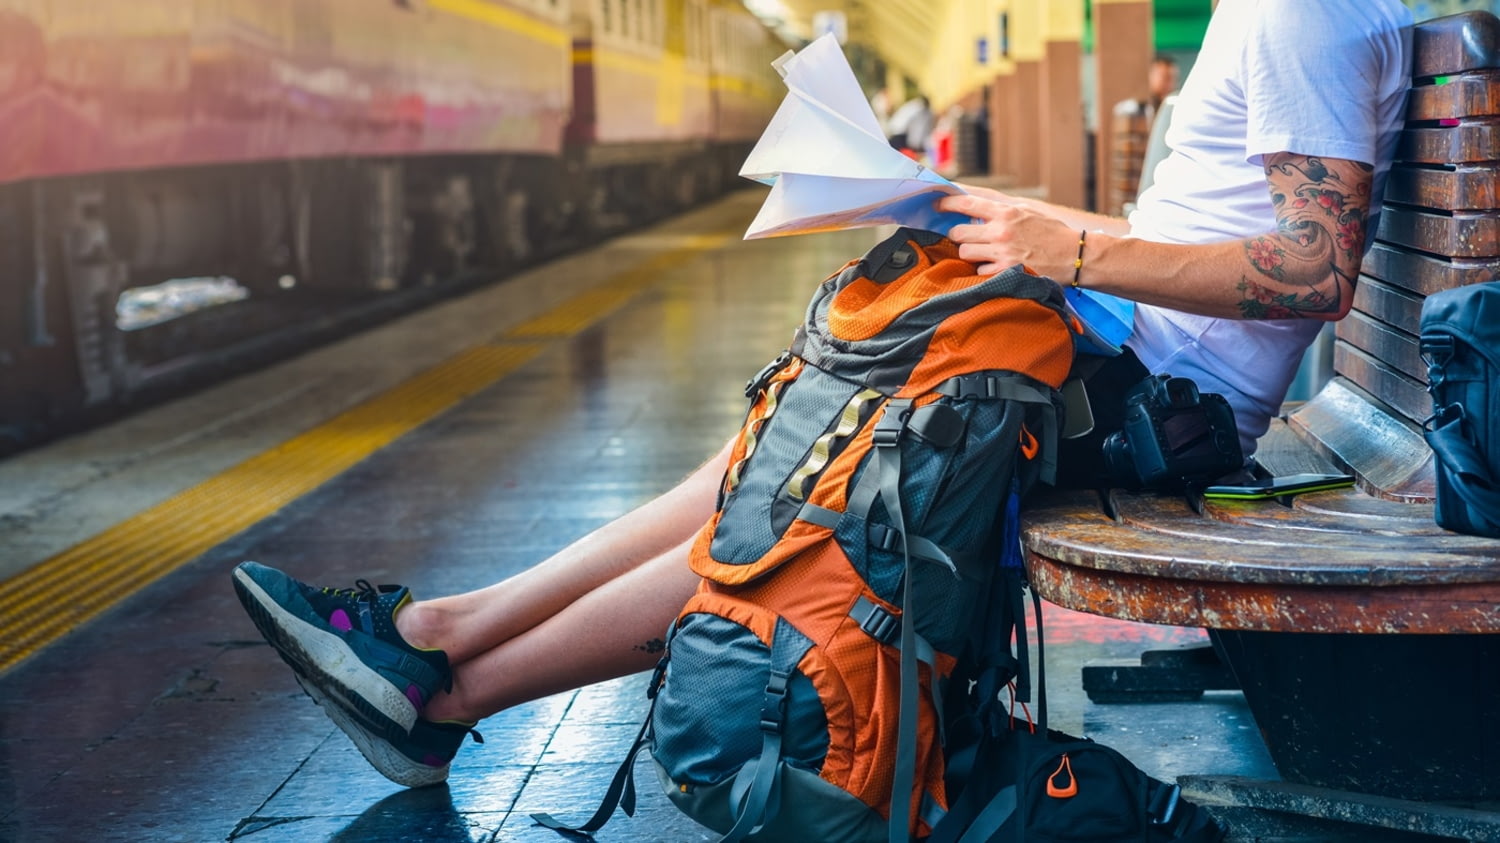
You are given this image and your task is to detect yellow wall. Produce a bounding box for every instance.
[841,0,1082,111]
[1045,0,1083,43]
[920,0,1024,110]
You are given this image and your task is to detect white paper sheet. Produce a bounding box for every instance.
[739,33,968,238]
[742,34,1134,356]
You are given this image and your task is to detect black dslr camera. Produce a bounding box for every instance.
[1102,374,1243,490]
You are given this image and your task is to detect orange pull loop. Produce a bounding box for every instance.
[1019,425,1040,460]
[1047,753,1078,798]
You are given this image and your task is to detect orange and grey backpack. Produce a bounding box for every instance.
[537,227,1080,841]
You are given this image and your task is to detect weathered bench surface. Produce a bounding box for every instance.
[1022,483,1500,634]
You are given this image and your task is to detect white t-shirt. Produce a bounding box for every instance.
[1124,0,1412,455]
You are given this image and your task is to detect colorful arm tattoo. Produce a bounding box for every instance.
[1237,154,1374,319]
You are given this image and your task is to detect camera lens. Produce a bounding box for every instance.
[1101,431,1137,488]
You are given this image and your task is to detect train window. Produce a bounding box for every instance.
[701,5,710,60]
[116,277,250,332]
[688,2,701,60]
[600,0,613,35]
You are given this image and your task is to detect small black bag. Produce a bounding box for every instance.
[1420,282,1500,538]
[990,726,1225,843]
[929,591,1228,843]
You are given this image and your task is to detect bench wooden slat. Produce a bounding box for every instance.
[1351,275,1423,334]
[1358,242,1496,295]
[1411,10,1500,78]
[1249,417,1343,477]
[1290,488,1440,520]
[1397,123,1500,164]
[1337,310,1423,382]
[1382,165,1500,212]
[1374,205,1500,257]
[1199,493,1440,534]
[1285,379,1435,501]
[1407,70,1500,120]
[1332,341,1431,425]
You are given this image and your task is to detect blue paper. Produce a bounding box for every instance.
[1065,288,1135,356]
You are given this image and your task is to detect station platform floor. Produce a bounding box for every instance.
[0,189,1393,842]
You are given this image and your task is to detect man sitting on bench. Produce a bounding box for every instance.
[938,1,1413,487]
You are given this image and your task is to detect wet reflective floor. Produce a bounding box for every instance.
[0,192,1281,842]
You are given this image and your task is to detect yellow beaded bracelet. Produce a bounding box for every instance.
[1071,229,1087,289]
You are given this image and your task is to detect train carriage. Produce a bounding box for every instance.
[0,0,784,456]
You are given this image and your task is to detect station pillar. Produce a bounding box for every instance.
[1005,2,1042,188]
[1093,0,1155,214]
[1041,0,1085,209]
[988,63,1015,182]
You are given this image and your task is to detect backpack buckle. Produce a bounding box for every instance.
[853,597,901,647]
[760,670,790,733]
[868,522,901,552]
[1148,782,1181,826]
[874,400,912,448]
[1420,333,1454,367]
[745,351,792,398]
[646,655,669,699]
[1420,334,1454,389]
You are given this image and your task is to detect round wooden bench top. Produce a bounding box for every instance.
[1021,488,1500,634]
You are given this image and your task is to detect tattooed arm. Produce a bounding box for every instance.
[1235,153,1371,319]
[936,152,1374,321]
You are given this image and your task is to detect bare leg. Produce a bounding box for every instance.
[391,439,730,702]
[422,540,701,722]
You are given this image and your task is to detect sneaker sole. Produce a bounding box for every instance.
[232,566,416,740]
[294,674,449,789]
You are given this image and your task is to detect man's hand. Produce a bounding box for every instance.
[936,193,1087,278]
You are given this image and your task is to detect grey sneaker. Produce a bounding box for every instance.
[295,674,481,788]
[232,561,452,740]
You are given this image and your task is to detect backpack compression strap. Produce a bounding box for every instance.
[937,374,1059,485]
[720,619,813,842]
[867,398,928,843]
[530,662,665,834]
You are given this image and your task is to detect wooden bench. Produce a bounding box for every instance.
[1020,8,1500,825]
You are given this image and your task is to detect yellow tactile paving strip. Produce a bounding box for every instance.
[0,231,733,675]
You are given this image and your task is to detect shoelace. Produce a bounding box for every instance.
[319,579,381,602]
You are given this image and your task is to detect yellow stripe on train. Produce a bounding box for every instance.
[426,0,569,48]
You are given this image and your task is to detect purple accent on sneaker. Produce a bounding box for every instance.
[329,609,353,632]
[422,754,446,767]
[405,684,424,709]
